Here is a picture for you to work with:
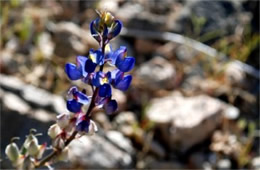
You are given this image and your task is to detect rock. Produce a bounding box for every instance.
[225,61,246,86]
[251,156,260,170]
[149,141,166,158]
[189,152,207,169]
[146,93,227,151]
[114,111,137,137]
[114,111,165,158]
[49,22,88,57]
[106,131,134,154]
[176,45,198,62]
[202,162,213,170]
[68,135,133,168]
[2,92,31,114]
[223,105,240,120]
[217,159,231,170]
[210,131,241,156]
[136,57,176,90]
[22,85,54,107]
[170,0,249,39]
[145,159,183,169]
[93,112,112,130]
[37,32,54,59]
[0,74,67,114]
[98,0,119,13]
[134,39,157,55]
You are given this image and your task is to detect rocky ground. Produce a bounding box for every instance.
[1,0,259,169]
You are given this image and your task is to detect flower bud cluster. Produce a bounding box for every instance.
[5,130,46,169]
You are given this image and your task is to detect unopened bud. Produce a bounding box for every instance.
[57,114,70,129]
[28,140,39,157]
[102,12,114,26]
[5,142,20,162]
[58,147,69,162]
[48,124,61,139]
[24,134,38,149]
[52,137,65,149]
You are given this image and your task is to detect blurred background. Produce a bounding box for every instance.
[0,0,259,169]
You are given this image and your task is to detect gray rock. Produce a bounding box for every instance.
[2,92,31,114]
[252,156,260,170]
[217,159,231,170]
[146,92,229,151]
[69,134,133,168]
[0,74,66,114]
[225,61,246,86]
[171,0,249,37]
[136,57,176,90]
[48,22,88,57]
[106,131,134,154]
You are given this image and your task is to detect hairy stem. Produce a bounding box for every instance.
[35,131,77,168]
[86,37,106,118]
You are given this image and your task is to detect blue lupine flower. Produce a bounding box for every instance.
[114,47,135,72]
[111,69,132,91]
[76,114,90,132]
[65,63,82,80]
[104,99,118,114]
[64,11,134,134]
[99,84,112,97]
[66,86,90,113]
[89,49,104,65]
[95,96,118,114]
[65,56,96,81]
[92,71,111,87]
[105,46,135,72]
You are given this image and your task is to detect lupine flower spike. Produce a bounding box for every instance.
[5,10,134,169]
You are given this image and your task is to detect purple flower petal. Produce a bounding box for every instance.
[65,63,82,80]
[67,99,82,113]
[104,99,118,114]
[107,20,122,40]
[90,18,101,42]
[84,58,97,73]
[89,49,104,65]
[116,56,135,72]
[99,84,112,97]
[76,56,88,77]
[76,118,90,132]
[92,71,103,87]
[114,75,132,91]
[75,91,90,105]
[67,86,78,99]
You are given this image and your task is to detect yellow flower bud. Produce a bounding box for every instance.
[102,12,115,26]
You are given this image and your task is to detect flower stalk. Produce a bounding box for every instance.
[5,10,135,169]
